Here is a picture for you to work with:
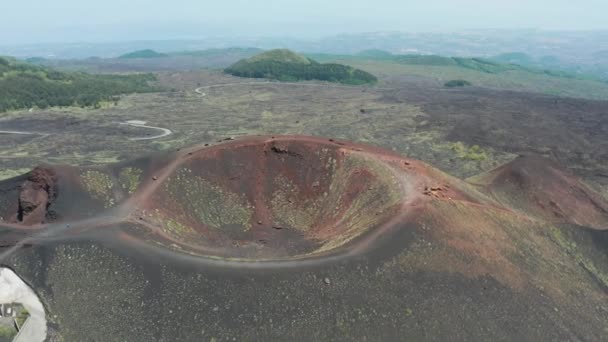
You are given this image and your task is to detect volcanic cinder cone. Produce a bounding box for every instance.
[1,135,608,341]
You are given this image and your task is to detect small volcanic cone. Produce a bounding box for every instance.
[470,155,608,230]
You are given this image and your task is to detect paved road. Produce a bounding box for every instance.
[0,130,38,135]
[0,268,46,342]
[120,120,172,141]
[14,313,47,342]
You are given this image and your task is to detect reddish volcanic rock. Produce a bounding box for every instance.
[16,167,57,225]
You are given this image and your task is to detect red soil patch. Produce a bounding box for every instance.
[14,167,57,225]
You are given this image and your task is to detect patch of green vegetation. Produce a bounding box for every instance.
[246,49,312,65]
[148,211,198,241]
[164,218,195,238]
[549,227,608,289]
[165,168,253,231]
[0,168,31,180]
[118,49,167,59]
[118,167,142,194]
[0,325,16,340]
[449,142,488,161]
[81,170,115,207]
[0,56,159,112]
[225,49,378,85]
[16,307,29,327]
[444,79,472,87]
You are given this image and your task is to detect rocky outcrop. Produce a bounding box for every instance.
[17,167,57,225]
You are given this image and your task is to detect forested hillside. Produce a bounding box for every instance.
[225,49,377,85]
[0,57,158,112]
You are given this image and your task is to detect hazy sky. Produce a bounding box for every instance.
[2,0,607,44]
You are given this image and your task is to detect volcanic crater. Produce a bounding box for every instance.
[140,136,414,260]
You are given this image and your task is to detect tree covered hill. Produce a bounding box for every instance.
[225,49,378,85]
[119,49,168,59]
[245,49,313,64]
[0,56,159,112]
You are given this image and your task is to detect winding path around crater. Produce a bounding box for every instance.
[120,120,172,141]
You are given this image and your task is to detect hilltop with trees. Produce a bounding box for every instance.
[0,56,158,112]
[225,49,377,85]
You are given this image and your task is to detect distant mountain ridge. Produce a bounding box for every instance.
[119,49,168,59]
[172,47,262,58]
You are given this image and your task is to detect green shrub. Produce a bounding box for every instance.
[450,142,487,160]
[16,308,30,327]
